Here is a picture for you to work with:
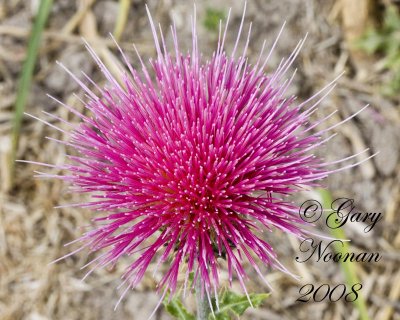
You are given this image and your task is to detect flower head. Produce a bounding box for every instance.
[39,5,370,307]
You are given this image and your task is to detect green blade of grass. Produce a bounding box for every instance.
[318,188,370,320]
[9,0,53,186]
[113,0,131,41]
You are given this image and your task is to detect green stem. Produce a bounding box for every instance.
[113,0,131,41]
[195,276,210,320]
[9,0,53,186]
[318,188,371,320]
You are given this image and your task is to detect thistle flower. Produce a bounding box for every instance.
[32,5,371,310]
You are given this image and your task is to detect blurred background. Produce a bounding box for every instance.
[0,0,399,319]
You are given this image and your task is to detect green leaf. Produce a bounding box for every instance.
[163,295,195,320]
[355,5,400,97]
[356,30,385,54]
[209,290,270,320]
[203,8,225,32]
[384,6,400,31]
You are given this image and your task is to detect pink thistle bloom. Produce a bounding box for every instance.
[32,5,372,309]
